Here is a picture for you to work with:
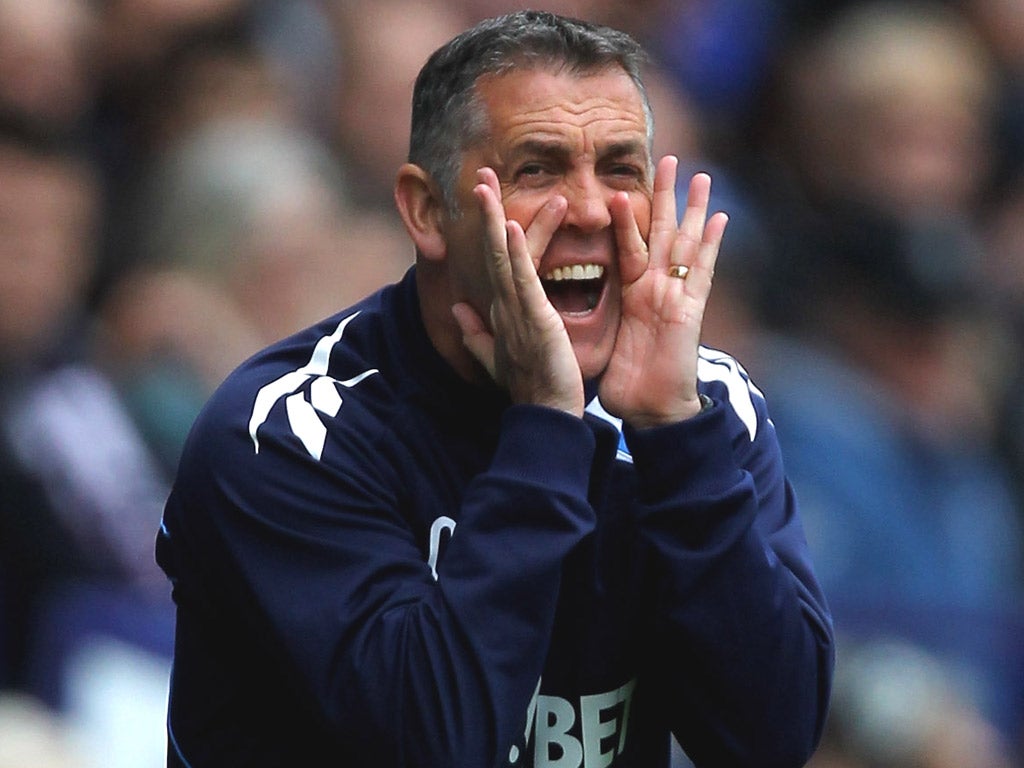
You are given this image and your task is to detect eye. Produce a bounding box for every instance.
[514,163,557,187]
[516,163,548,177]
[607,164,641,178]
[603,163,644,190]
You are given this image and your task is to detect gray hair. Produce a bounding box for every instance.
[408,10,652,214]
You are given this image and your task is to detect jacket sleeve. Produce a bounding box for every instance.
[621,350,835,768]
[160,398,596,767]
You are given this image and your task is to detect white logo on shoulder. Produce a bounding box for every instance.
[696,346,766,441]
[248,312,378,460]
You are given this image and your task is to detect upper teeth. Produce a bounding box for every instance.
[542,264,605,281]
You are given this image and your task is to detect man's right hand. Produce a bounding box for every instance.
[450,167,585,417]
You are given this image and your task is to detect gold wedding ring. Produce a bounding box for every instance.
[668,264,690,279]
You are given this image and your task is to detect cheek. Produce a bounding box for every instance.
[449,227,494,312]
[501,196,547,231]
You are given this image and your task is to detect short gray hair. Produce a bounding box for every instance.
[408,10,652,214]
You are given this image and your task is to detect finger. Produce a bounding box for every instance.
[647,155,679,268]
[678,172,712,251]
[671,205,729,296]
[451,302,496,379]
[682,210,729,296]
[667,172,714,284]
[506,219,554,315]
[610,191,647,285]
[523,195,567,269]
[473,168,513,295]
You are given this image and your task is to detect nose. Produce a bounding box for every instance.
[560,170,612,232]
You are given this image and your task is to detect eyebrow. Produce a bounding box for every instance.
[508,138,648,163]
[599,140,648,160]
[508,139,572,164]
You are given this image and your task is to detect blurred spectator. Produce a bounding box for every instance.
[0,124,96,371]
[980,181,1024,320]
[754,1,1000,223]
[652,0,782,156]
[964,0,1024,191]
[88,0,255,192]
[326,0,468,211]
[88,0,338,159]
[672,0,1024,758]
[1,9,375,764]
[808,638,1016,768]
[0,120,174,768]
[97,114,409,471]
[139,23,297,157]
[90,3,316,304]
[981,179,1024,512]
[755,204,1024,747]
[967,0,1024,545]
[0,0,98,133]
[97,0,247,74]
[247,0,340,136]
[86,0,340,305]
[645,64,704,173]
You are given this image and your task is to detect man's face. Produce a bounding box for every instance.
[442,66,653,381]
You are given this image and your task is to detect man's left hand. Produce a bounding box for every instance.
[599,156,729,429]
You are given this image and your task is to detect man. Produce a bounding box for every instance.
[157,11,834,767]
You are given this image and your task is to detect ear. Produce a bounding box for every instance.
[394,163,447,262]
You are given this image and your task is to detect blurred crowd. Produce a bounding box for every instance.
[1,0,1023,766]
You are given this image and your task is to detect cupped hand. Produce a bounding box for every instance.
[450,167,586,416]
[598,156,729,429]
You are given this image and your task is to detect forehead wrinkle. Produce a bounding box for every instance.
[501,108,646,159]
[481,70,645,137]
[504,96,644,132]
[469,69,651,180]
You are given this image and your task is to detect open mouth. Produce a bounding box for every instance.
[541,264,606,314]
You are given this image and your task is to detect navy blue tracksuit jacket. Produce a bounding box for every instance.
[157,267,834,767]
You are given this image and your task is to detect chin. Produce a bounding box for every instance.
[574,347,613,384]
[568,316,618,383]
